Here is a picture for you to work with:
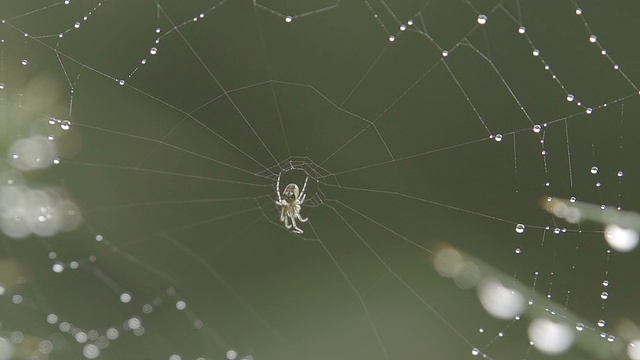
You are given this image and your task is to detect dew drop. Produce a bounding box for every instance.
[0,83,4,89]
[602,280,609,287]
[569,197,576,203]
[576,323,584,331]
[285,15,292,23]
[21,59,28,66]
[74,22,81,29]
[589,35,597,43]
[118,79,125,86]
[155,28,161,33]
[471,348,480,356]
[515,248,522,254]
[60,120,71,130]
[601,292,609,300]
[597,319,606,328]
[566,94,574,102]
[533,124,541,133]
[494,134,502,142]
[518,26,526,34]
[388,35,395,42]
[149,47,158,55]
[532,49,540,56]
[590,166,598,174]
[442,50,449,57]
[120,292,132,303]
[586,108,593,114]
[575,8,582,15]
[617,171,624,177]
[516,224,525,233]
[477,15,487,25]
[407,20,413,26]
[399,24,406,31]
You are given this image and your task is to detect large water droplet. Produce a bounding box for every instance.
[60,120,71,130]
[597,319,606,328]
[516,224,525,233]
[477,15,487,25]
[590,166,598,174]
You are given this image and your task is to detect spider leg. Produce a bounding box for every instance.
[284,215,291,229]
[296,213,308,223]
[300,176,309,196]
[290,216,303,234]
[276,173,282,202]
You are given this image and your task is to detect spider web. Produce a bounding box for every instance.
[1,0,640,359]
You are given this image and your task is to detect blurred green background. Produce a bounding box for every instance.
[1,1,640,359]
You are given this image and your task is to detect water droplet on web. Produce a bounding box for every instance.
[554,228,560,234]
[285,16,292,23]
[74,22,81,29]
[518,26,526,34]
[227,350,238,360]
[477,15,487,25]
[120,292,132,303]
[601,292,609,300]
[150,47,158,55]
[597,319,606,328]
[576,323,584,331]
[533,124,541,133]
[589,35,597,43]
[21,59,28,66]
[442,50,449,57]
[566,94,574,102]
[516,224,525,233]
[494,134,502,142]
[155,28,161,33]
[586,108,593,114]
[532,49,540,56]
[479,328,484,333]
[575,8,582,15]
[602,280,609,287]
[388,35,395,42]
[515,248,522,254]
[617,171,624,177]
[60,120,71,130]
[601,50,607,55]
[399,24,406,31]
[471,347,480,356]
[614,64,619,70]
[570,197,576,203]
[407,20,413,26]
[607,335,615,342]
[590,166,598,174]
[0,83,4,89]
[118,79,125,86]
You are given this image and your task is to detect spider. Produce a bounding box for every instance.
[275,174,308,234]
